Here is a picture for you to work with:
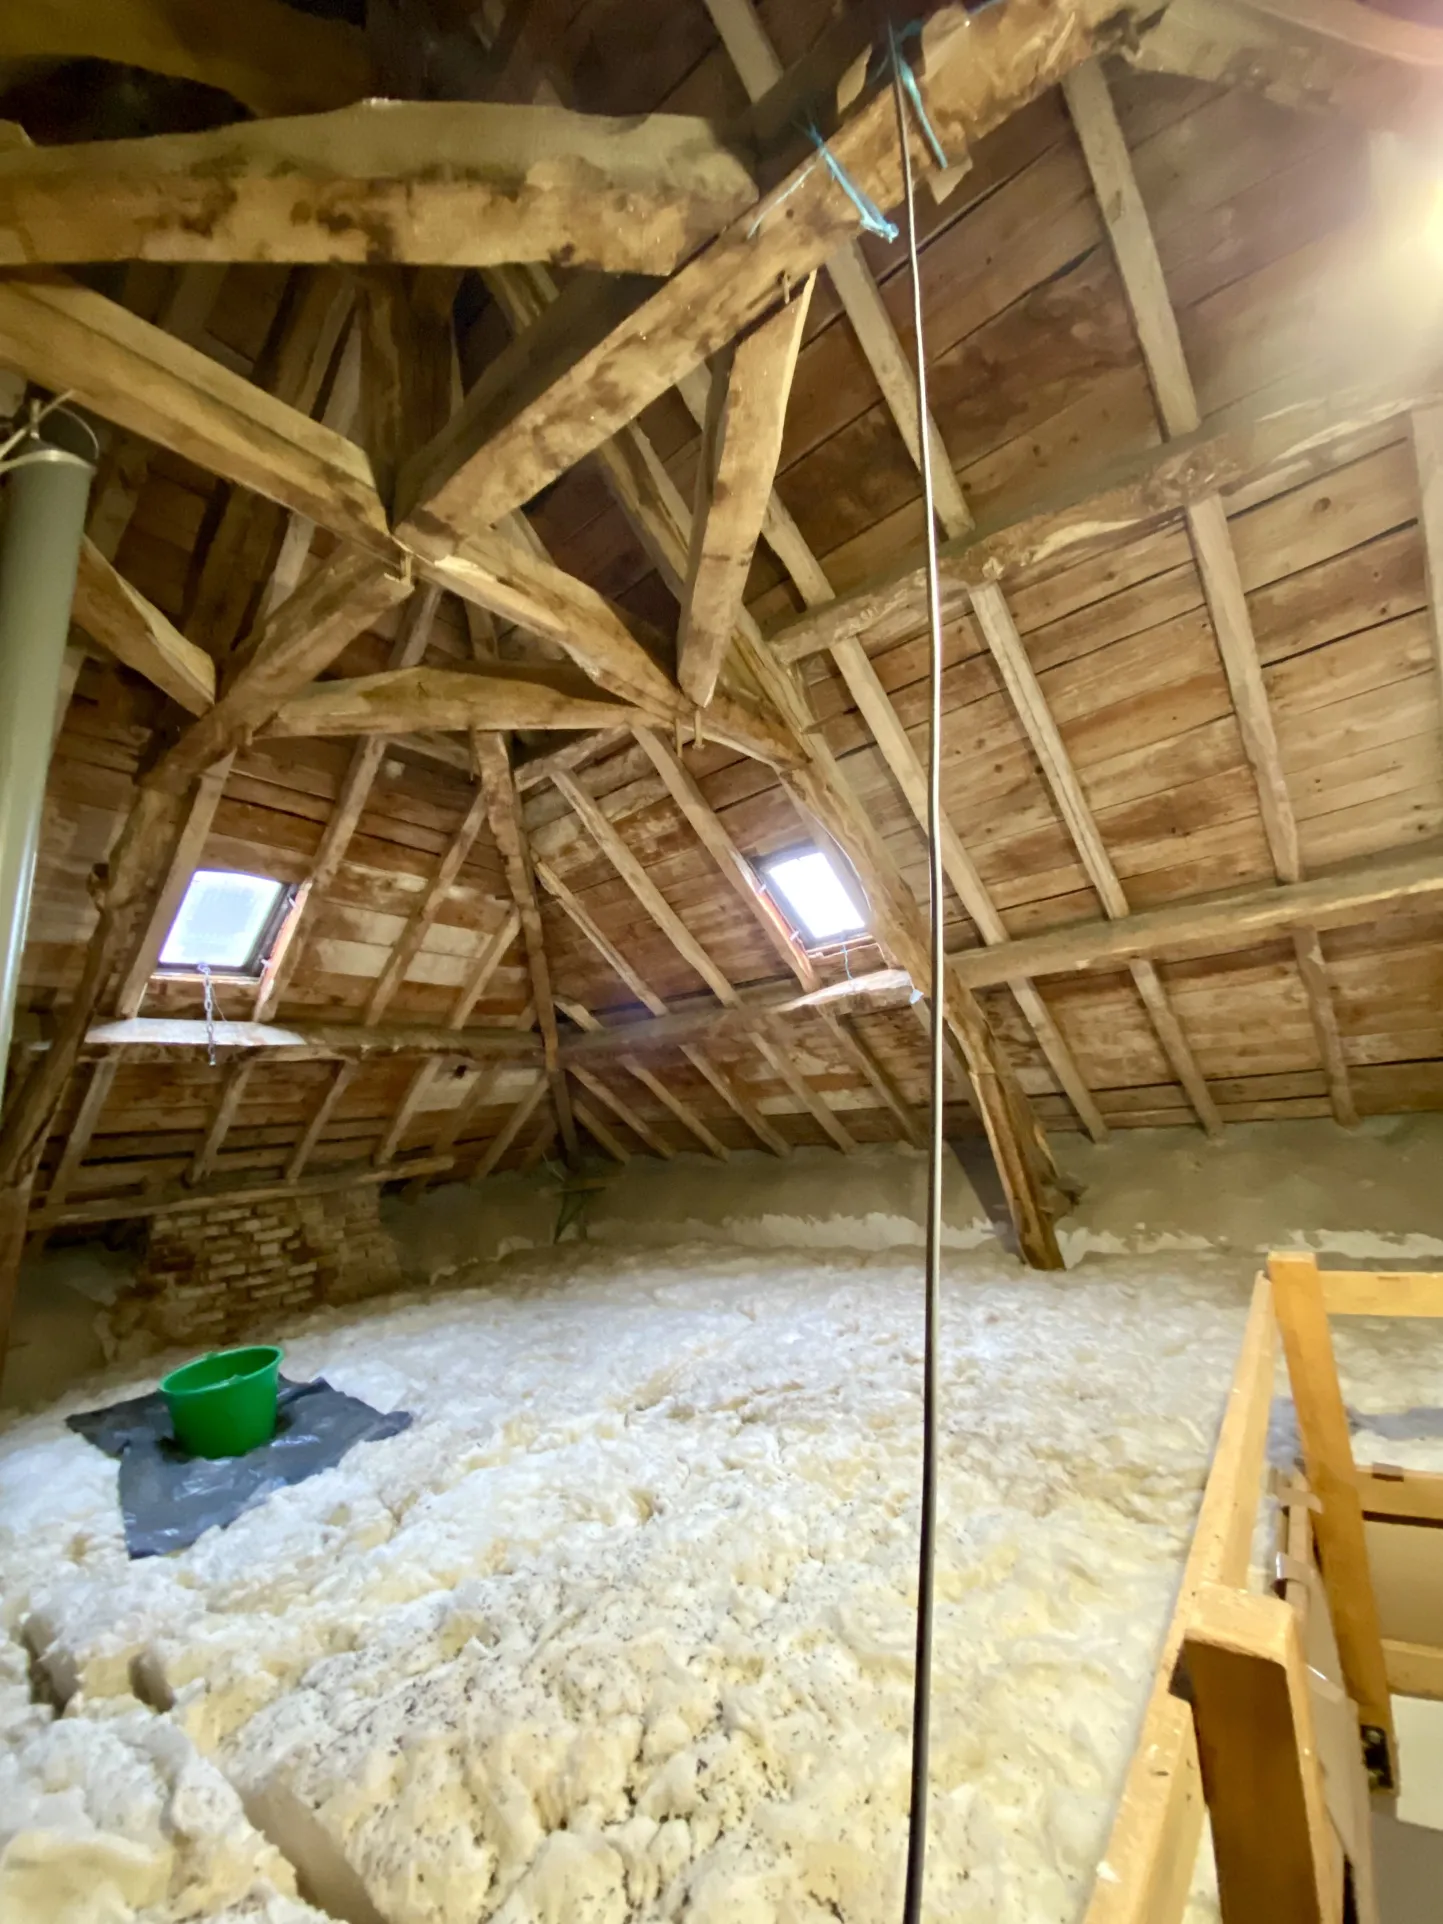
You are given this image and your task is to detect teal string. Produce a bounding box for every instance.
[803,121,899,243]
[888,24,950,171]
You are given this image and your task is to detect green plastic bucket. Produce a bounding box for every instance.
[160,1345,282,1458]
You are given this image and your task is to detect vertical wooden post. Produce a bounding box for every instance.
[1268,1250,1397,1787]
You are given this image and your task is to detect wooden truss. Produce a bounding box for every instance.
[6,0,1443,1357]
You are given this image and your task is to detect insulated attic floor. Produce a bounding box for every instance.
[2,1243,1439,1924]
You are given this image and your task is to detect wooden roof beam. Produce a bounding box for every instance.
[930,846,1443,991]
[71,539,215,715]
[570,1064,673,1160]
[364,785,492,1024]
[27,1058,118,1250]
[0,103,761,277]
[255,582,445,1021]
[266,665,648,741]
[0,272,394,556]
[395,0,1154,535]
[631,727,817,991]
[44,1155,453,1230]
[473,731,579,1162]
[678,278,813,707]
[82,1016,541,1063]
[288,1060,358,1183]
[448,910,522,1030]
[189,1058,256,1184]
[557,997,731,1162]
[467,1074,548,1181]
[970,580,1221,1138]
[573,1097,631,1164]
[1064,56,1356,1126]
[770,364,1443,665]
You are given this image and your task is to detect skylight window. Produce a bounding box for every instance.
[157,870,288,976]
[761,847,866,945]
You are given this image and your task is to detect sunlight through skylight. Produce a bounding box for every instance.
[763,849,866,943]
[158,870,285,972]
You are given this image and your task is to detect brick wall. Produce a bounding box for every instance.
[111,1185,403,1351]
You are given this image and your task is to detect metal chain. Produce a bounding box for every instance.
[200,963,218,1067]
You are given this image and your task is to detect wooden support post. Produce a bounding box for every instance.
[1268,1251,1397,1786]
[1183,1584,1344,1924]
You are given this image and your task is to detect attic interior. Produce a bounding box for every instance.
[7,0,1443,1919]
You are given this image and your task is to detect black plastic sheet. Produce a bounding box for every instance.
[67,1375,412,1558]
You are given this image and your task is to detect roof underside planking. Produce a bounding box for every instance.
[2,0,1443,1290]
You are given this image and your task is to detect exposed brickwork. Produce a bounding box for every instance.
[115,1186,402,1350]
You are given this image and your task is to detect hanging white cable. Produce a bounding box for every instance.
[891,34,947,1924]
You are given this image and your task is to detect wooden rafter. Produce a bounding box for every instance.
[1063,57,1357,1126]
[82,1014,538,1064]
[468,1074,548,1180]
[473,732,578,1162]
[631,727,817,990]
[27,1058,118,1248]
[287,1060,357,1183]
[969,581,1221,1137]
[556,999,730,1162]
[0,103,760,277]
[364,784,491,1023]
[679,277,814,707]
[374,1060,444,1169]
[189,1058,255,1185]
[569,1064,673,1159]
[71,540,215,715]
[255,582,445,1021]
[681,1043,789,1157]
[448,910,522,1030]
[752,1028,855,1155]
[573,1097,631,1164]
[267,665,646,740]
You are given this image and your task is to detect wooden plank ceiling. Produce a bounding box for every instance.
[2,0,1443,1294]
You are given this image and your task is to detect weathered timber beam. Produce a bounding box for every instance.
[448,911,522,1030]
[255,582,445,1021]
[558,969,916,1060]
[473,731,578,1161]
[422,533,800,766]
[679,277,814,707]
[81,1016,541,1062]
[288,1059,357,1182]
[944,848,1443,989]
[467,1074,548,1180]
[0,103,759,277]
[0,272,395,557]
[71,538,215,714]
[770,369,1443,664]
[26,1057,117,1248]
[266,665,648,740]
[147,551,411,790]
[1129,0,1443,133]
[189,1058,255,1184]
[41,1156,452,1228]
[631,727,817,989]
[0,0,375,117]
[365,785,492,1024]
[395,0,1156,534]
[969,578,1221,1138]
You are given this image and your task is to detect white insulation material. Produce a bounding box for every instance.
[0,1241,1438,1924]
